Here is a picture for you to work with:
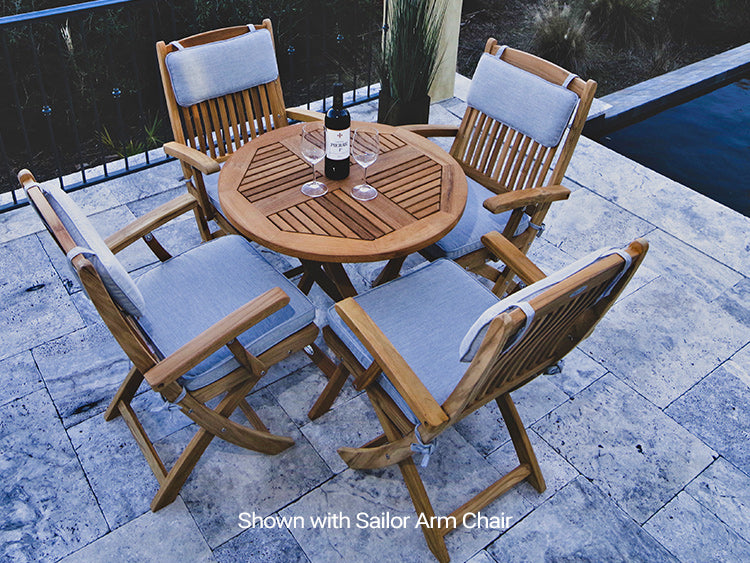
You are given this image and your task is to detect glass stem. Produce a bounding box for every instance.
[311,163,316,183]
[364,165,368,185]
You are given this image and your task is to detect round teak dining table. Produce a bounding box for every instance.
[218,121,467,301]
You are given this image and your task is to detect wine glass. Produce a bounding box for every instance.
[299,122,327,197]
[351,127,379,201]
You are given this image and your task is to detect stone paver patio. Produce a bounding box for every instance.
[1,81,749,562]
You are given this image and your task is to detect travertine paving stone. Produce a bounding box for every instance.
[454,376,568,456]
[567,137,750,275]
[214,525,309,563]
[666,352,750,476]
[0,234,84,360]
[59,497,214,563]
[580,275,750,408]
[268,362,361,427]
[534,373,716,524]
[543,347,608,398]
[299,393,382,474]
[542,187,656,258]
[686,458,750,544]
[644,491,750,562]
[487,476,677,562]
[32,322,130,427]
[154,389,333,548]
[0,351,44,407]
[0,390,107,562]
[68,391,193,530]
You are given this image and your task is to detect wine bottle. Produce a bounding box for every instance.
[324,83,350,180]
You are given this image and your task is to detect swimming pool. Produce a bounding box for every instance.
[597,74,750,217]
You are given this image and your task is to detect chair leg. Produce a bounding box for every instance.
[104,366,144,421]
[151,426,214,511]
[372,395,450,562]
[308,363,350,420]
[239,399,269,432]
[193,206,213,242]
[399,458,451,563]
[496,393,545,493]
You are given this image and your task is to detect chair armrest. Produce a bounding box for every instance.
[335,299,449,427]
[480,231,546,286]
[163,141,220,175]
[483,184,571,214]
[104,193,198,254]
[400,124,459,138]
[286,108,325,122]
[144,287,290,391]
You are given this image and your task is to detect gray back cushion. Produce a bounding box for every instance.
[34,184,145,318]
[466,52,579,148]
[166,28,279,107]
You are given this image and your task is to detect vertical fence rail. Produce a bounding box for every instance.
[0,0,383,213]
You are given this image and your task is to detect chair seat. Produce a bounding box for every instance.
[327,259,499,421]
[423,176,530,260]
[203,167,224,214]
[136,235,315,390]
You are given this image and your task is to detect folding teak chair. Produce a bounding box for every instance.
[19,169,318,511]
[157,19,322,240]
[410,38,597,296]
[320,233,647,561]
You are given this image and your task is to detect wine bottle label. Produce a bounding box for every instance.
[326,128,350,160]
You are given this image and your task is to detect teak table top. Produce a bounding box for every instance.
[219,121,467,264]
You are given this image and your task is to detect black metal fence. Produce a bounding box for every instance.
[0,0,383,212]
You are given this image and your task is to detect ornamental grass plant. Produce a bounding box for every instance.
[379,0,446,124]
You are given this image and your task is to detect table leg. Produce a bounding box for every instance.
[373,256,407,287]
[322,262,358,299]
[299,260,346,301]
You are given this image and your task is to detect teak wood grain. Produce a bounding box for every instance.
[219,121,467,263]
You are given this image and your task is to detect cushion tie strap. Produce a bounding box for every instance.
[529,221,545,236]
[562,73,578,88]
[152,386,187,413]
[504,301,535,352]
[493,45,508,59]
[170,40,184,50]
[66,245,93,261]
[599,249,632,301]
[410,425,437,468]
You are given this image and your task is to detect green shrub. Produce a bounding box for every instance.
[585,0,656,47]
[531,2,589,74]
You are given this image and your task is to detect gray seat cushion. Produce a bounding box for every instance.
[423,176,530,260]
[136,235,315,390]
[327,259,499,421]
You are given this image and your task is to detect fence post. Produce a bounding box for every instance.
[429,0,462,102]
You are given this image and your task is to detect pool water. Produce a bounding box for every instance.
[599,75,750,217]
